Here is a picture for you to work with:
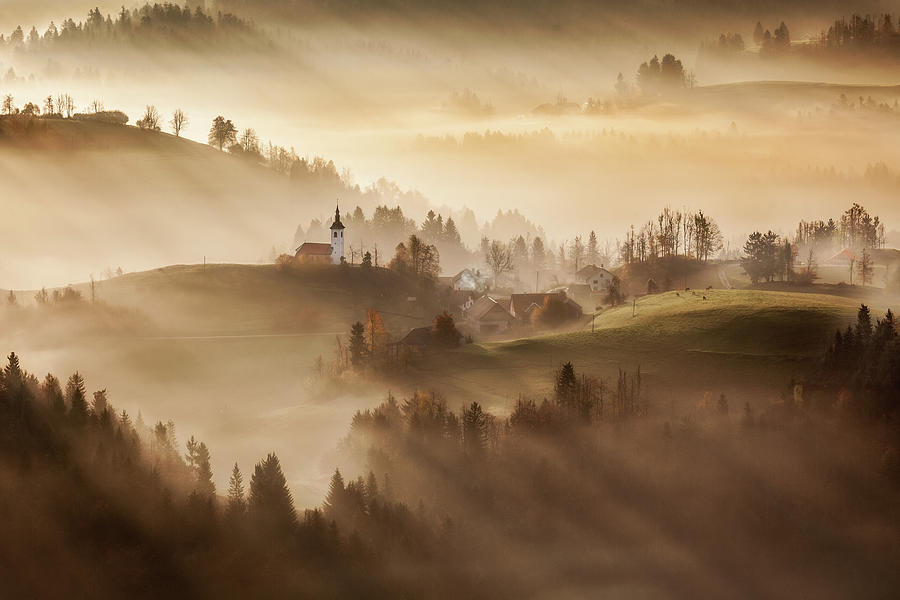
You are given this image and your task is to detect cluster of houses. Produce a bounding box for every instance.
[437,263,614,335]
[293,206,618,345]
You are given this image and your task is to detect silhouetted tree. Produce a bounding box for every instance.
[195,441,215,496]
[136,105,161,131]
[65,372,89,426]
[208,115,237,150]
[170,108,188,137]
[858,248,874,286]
[249,453,296,533]
[226,463,246,519]
[485,240,513,288]
[432,311,460,347]
[462,402,487,456]
[741,230,779,283]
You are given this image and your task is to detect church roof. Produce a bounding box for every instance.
[295,242,332,256]
[330,205,345,230]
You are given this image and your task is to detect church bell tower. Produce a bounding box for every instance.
[330,204,345,264]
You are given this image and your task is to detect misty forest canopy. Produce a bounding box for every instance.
[703,13,900,62]
[211,0,891,27]
[0,4,264,52]
[2,320,900,597]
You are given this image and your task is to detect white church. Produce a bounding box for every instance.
[294,205,345,264]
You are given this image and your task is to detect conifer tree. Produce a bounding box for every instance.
[555,362,578,412]
[226,463,246,518]
[185,435,199,470]
[196,442,215,496]
[462,402,487,455]
[41,373,65,414]
[249,453,296,533]
[323,468,346,519]
[365,471,379,506]
[65,372,89,425]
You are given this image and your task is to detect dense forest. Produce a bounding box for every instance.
[0,4,265,53]
[3,333,898,597]
[702,13,900,63]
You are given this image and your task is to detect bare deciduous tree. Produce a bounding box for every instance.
[239,128,259,153]
[170,108,188,137]
[137,105,161,131]
[857,248,874,286]
[55,93,75,118]
[485,240,514,288]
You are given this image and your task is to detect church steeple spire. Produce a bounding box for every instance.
[330,203,345,230]
[329,200,345,264]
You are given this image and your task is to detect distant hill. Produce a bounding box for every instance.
[0,117,438,290]
[690,80,900,110]
[0,116,307,289]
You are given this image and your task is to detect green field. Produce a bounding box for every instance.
[408,289,867,412]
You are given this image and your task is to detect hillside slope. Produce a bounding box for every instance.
[408,289,866,411]
[0,117,307,290]
[77,262,434,335]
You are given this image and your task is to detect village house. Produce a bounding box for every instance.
[508,291,583,321]
[437,268,485,291]
[295,205,345,264]
[575,264,615,292]
[465,295,515,334]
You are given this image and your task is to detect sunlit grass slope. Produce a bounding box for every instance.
[412,289,866,410]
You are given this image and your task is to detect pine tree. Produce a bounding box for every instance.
[185,435,199,470]
[462,402,487,455]
[195,442,215,496]
[226,463,246,518]
[4,352,23,390]
[555,362,578,411]
[249,453,296,532]
[41,373,65,413]
[857,304,873,338]
[365,471,379,506]
[443,217,461,245]
[323,468,346,519]
[753,21,765,45]
[65,372,89,425]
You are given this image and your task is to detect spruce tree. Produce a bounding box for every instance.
[195,442,215,496]
[185,435,199,470]
[226,463,246,518]
[555,362,578,410]
[462,402,487,455]
[323,469,346,519]
[65,372,89,426]
[249,453,296,533]
[42,374,65,414]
